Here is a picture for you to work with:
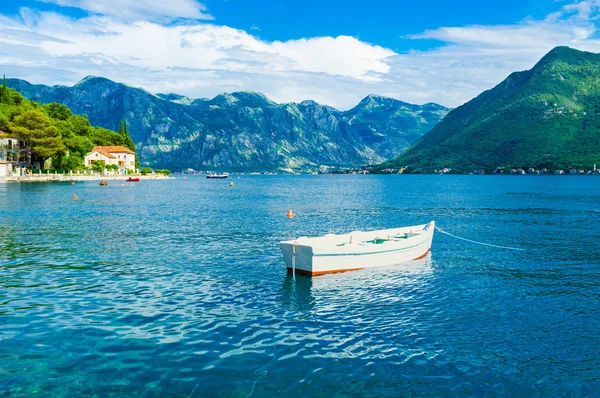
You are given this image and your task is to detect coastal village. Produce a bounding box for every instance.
[376,164,600,175]
[0,131,144,180]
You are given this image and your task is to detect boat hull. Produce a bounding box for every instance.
[280,222,434,276]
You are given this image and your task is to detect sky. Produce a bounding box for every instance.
[1,0,600,109]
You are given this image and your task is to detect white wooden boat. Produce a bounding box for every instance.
[280,221,435,276]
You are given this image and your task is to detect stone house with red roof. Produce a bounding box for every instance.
[84,146,136,172]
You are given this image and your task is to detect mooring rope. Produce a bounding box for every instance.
[245,348,278,398]
[435,226,526,251]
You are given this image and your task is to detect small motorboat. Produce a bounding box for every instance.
[206,173,229,179]
[99,180,107,186]
[280,221,435,276]
[126,177,140,182]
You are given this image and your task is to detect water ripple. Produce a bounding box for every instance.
[1,176,600,396]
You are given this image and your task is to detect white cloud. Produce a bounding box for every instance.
[37,0,213,21]
[561,0,599,20]
[0,8,395,108]
[1,1,600,109]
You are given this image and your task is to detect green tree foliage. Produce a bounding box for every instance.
[90,160,105,171]
[44,102,72,121]
[120,120,138,168]
[60,153,84,171]
[140,167,152,175]
[0,81,137,170]
[155,169,171,176]
[121,120,135,151]
[90,127,123,146]
[0,75,7,103]
[10,109,65,160]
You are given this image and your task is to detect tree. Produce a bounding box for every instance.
[11,109,65,161]
[121,120,135,151]
[0,75,8,103]
[91,126,122,146]
[121,120,139,168]
[60,153,84,170]
[90,160,105,171]
[70,114,94,137]
[44,102,72,121]
[63,134,93,156]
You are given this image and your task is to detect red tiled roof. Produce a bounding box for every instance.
[90,146,135,158]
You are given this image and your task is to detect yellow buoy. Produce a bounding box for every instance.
[287,208,295,219]
[230,181,234,187]
[73,194,78,199]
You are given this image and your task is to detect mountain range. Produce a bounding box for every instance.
[7,77,449,171]
[377,46,600,173]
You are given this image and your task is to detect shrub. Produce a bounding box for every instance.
[90,160,105,171]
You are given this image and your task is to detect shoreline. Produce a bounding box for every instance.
[0,174,173,183]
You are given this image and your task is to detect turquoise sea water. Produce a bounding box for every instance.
[1,175,599,397]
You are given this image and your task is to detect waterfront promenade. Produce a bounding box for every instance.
[0,173,172,182]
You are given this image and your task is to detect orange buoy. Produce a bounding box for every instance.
[287,208,295,219]
[71,181,75,185]
[73,194,78,199]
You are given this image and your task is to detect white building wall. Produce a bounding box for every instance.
[84,151,112,166]
[110,152,135,170]
[84,149,135,171]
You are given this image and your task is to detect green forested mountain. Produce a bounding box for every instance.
[376,46,600,173]
[7,77,449,171]
[0,78,134,170]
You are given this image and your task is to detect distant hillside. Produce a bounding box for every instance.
[376,46,600,173]
[8,77,449,171]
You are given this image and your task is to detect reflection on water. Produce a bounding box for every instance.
[281,254,433,309]
[1,176,600,396]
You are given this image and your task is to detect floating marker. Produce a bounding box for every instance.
[73,194,78,199]
[287,208,295,219]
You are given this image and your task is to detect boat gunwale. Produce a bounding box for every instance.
[311,239,428,257]
[280,224,430,245]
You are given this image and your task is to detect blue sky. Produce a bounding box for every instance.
[1,0,599,108]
